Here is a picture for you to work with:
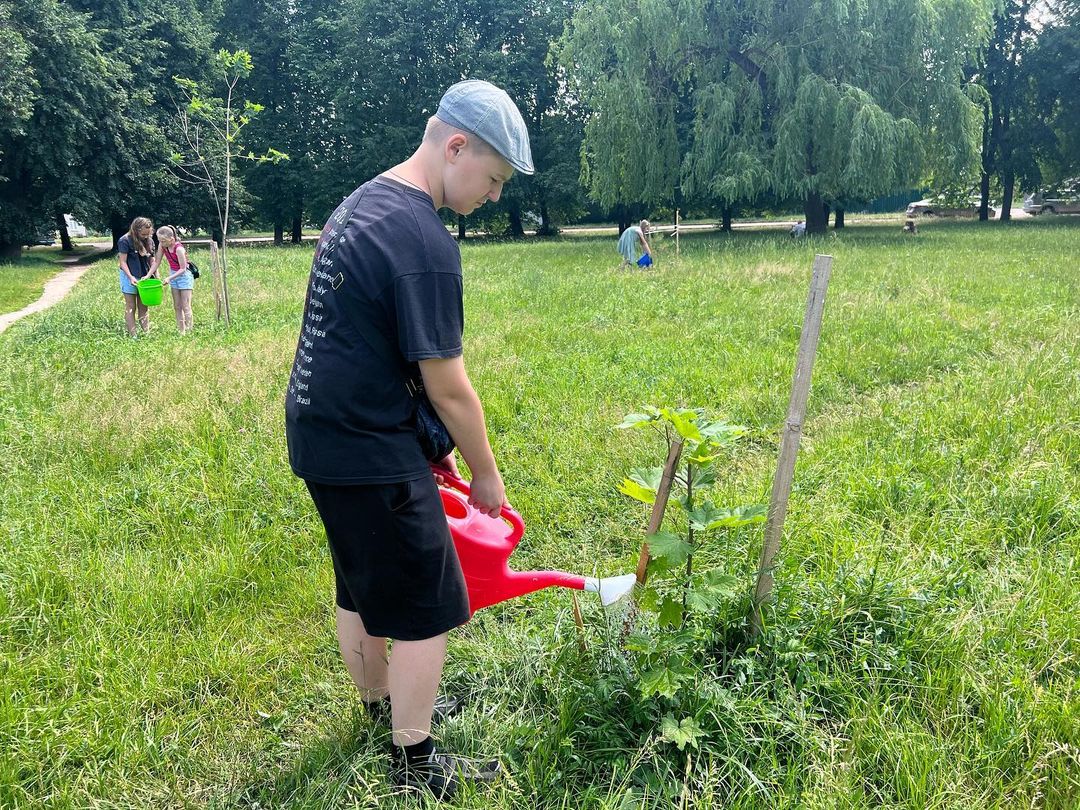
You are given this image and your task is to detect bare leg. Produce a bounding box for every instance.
[336,607,389,701]
[123,293,138,336]
[172,286,185,333]
[389,632,448,746]
[137,298,150,333]
[180,289,193,332]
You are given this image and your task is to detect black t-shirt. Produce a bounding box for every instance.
[117,234,151,279]
[285,177,464,484]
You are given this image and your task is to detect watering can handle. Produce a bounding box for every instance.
[430,465,525,545]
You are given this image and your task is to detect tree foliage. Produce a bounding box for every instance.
[562,0,995,232]
[1028,1,1080,184]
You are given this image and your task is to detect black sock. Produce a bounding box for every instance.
[396,735,435,767]
[363,694,391,724]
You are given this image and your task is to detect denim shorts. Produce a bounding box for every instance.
[169,270,194,291]
[119,267,139,295]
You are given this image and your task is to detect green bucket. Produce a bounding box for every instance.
[136,277,164,306]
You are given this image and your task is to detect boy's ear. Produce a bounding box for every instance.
[445,133,468,164]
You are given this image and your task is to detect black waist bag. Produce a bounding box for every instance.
[406,376,456,462]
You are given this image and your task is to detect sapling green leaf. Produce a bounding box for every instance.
[658,596,683,628]
[617,413,656,429]
[687,500,727,529]
[686,573,738,614]
[624,633,654,653]
[646,531,692,565]
[704,504,768,530]
[662,408,702,441]
[686,445,721,464]
[661,715,705,750]
[693,463,717,487]
[639,665,690,699]
[628,466,664,492]
[638,585,660,613]
[618,479,656,504]
[699,421,748,445]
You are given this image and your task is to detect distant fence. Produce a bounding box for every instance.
[853,189,925,214]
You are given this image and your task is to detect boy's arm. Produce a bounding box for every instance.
[419,355,507,517]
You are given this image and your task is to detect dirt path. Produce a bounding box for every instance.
[0,250,111,335]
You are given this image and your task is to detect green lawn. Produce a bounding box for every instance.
[1,219,1077,808]
[0,256,59,314]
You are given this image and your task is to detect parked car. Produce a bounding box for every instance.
[1022,192,1080,215]
[906,196,996,218]
[24,231,56,247]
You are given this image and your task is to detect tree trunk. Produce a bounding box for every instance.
[274,223,284,245]
[721,206,733,232]
[212,228,224,247]
[507,207,525,238]
[834,208,845,229]
[804,192,828,235]
[457,216,466,240]
[0,242,20,262]
[111,218,126,251]
[1000,171,1015,221]
[979,170,993,221]
[979,97,994,221]
[538,201,557,236]
[55,212,73,251]
[291,217,302,243]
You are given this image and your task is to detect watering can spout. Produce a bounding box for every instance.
[435,468,636,614]
[583,574,638,607]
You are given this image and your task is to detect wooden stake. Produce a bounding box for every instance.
[635,439,684,584]
[220,245,232,327]
[749,254,833,637]
[209,241,223,321]
[571,592,587,653]
[675,209,680,257]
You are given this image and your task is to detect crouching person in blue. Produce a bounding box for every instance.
[284,80,533,800]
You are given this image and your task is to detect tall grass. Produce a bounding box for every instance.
[1,219,1077,808]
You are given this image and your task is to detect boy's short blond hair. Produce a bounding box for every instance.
[423,116,498,157]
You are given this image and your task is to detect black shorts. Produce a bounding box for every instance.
[305,475,470,641]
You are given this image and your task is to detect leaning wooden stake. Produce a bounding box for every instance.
[571,592,588,653]
[635,439,684,584]
[209,241,223,322]
[749,254,833,637]
[675,209,680,257]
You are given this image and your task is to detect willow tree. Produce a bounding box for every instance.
[562,0,993,233]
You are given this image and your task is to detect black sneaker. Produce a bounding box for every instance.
[395,749,501,800]
[364,694,463,726]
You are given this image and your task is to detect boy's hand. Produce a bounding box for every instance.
[469,471,509,519]
[431,453,460,486]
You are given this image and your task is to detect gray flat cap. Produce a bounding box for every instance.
[436,80,534,175]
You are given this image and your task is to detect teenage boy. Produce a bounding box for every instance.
[284,80,533,799]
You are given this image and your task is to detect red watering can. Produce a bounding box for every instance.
[436,471,637,615]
